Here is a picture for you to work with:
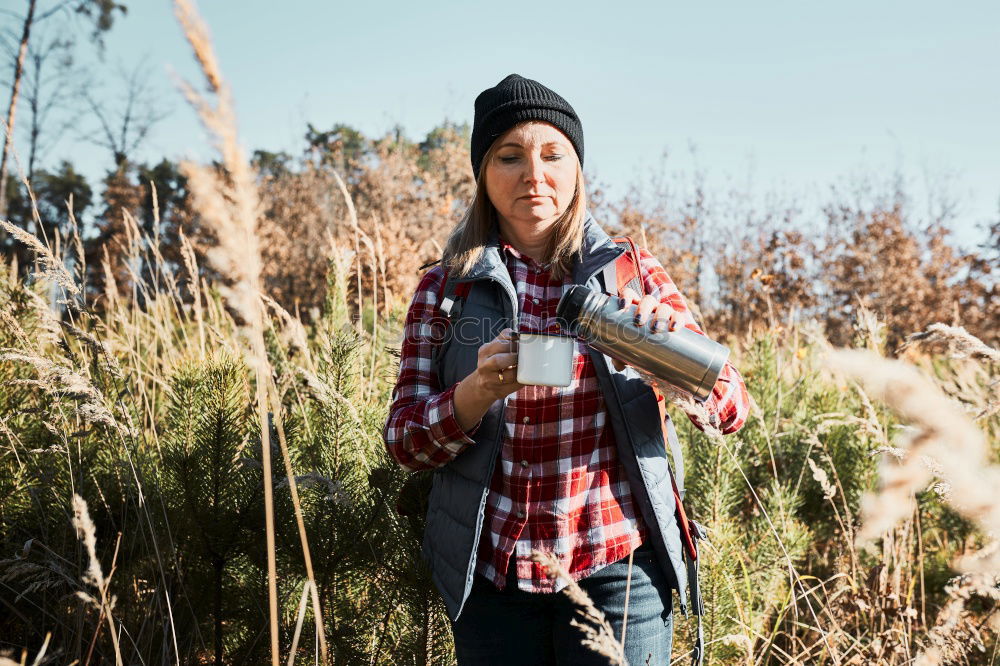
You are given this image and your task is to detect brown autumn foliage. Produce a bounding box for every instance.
[252,122,475,320]
[76,120,997,350]
[818,193,978,352]
[607,190,707,315]
[713,217,819,339]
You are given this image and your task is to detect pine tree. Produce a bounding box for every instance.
[159,356,262,665]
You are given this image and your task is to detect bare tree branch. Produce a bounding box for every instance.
[23,28,76,178]
[79,58,168,167]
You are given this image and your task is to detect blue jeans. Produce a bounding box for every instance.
[451,541,674,665]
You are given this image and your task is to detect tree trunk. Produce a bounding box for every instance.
[214,556,224,666]
[418,596,430,666]
[27,61,40,183]
[0,0,37,220]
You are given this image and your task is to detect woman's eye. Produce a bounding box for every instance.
[545,154,564,161]
[499,156,520,163]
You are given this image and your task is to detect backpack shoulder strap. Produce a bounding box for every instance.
[602,236,645,298]
[436,265,472,318]
[606,239,694,537]
[429,263,473,390]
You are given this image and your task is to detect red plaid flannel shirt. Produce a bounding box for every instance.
[383,240,750,593]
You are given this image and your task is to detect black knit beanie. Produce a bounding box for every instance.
[470,73,583,180]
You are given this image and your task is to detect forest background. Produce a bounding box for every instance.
[0,1,998,664]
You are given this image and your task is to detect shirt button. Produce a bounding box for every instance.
[532,297,540,305]
[517,510,526,519]
[522,416,530,424]
[520,459,529,468]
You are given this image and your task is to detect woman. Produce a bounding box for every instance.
[383,74,750,665]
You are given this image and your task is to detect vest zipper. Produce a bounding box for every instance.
[492,276,519,324]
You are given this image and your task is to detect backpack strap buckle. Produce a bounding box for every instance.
[437,270,473,320]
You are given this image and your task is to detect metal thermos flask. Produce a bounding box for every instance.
[556,285,729,402]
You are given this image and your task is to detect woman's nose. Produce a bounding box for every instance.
[523,155,547,184]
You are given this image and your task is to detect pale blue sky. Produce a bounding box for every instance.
[8,0,1000,248]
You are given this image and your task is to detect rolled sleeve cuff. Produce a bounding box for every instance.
[427,384,480,454]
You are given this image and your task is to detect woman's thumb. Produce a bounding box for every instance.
[621,286,641,305]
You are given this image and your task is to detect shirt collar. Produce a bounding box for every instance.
[497,232,553,272]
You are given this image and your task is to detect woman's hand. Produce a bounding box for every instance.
[610,286,679,372]
[453,327,525,431]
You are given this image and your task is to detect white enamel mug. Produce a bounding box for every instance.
[515,330,576,387]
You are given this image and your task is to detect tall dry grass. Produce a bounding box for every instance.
[3,176,999,664]
[175,1,348,662]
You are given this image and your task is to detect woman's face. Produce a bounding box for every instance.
[483,121,579,237]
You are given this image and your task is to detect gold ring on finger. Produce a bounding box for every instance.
[498,370,504,384]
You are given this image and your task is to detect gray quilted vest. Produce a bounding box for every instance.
[423,213,694,624]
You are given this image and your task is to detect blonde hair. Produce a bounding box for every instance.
[441,123,588,281]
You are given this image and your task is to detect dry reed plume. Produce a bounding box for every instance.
[172,0,328,662]
[531,550,628,665]
[902,323,1000,364]
[828,344,1000,663]
[72,493,123,666]
[828,349,998,558]
[0,219,80,300]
